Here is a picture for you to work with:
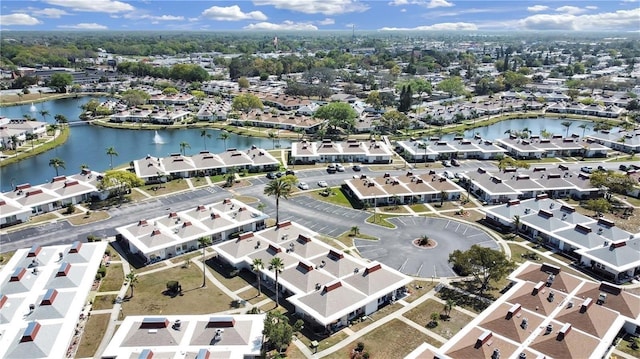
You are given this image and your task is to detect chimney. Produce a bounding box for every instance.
[506,303,521,319]
[475,330,493,348]
[580,298,592,313]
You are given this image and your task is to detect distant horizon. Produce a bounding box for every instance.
[1,0,638,32]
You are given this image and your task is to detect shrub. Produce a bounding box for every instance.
[64,203,75,214]
[356,342,365,352]
[97,265,107,278]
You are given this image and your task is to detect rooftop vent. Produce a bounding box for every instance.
[557,323,571,340]
[27,245,41,258]
[239,232,254,240]
[365,263,382,275]
[56,262,71,277]
[40,289,58,306]
[10,267,26,282]
[475,330,493,348]
[138,349,154,359]
[20,322,41,343]
[69,241,82,254]
[140,317,169,329]
[207,316,235,328]
[580,298,592,313]
[328,249,344,260]
[323,281,342,293]
[506,303,521,319]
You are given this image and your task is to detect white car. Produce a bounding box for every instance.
[298,182,309,190]
[336,164,345,172]
[580,166,593,173]
[317,180,328,187]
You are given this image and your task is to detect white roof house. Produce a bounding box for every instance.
[100,314,265,359]
[290,139,393,164]
[214,221,412,329]
[0,241,108,359]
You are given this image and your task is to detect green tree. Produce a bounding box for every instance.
[448,245,515,294]
[262,310,294,352]
[513,215,520,237]
[97,170,144,199]
[436,76,466,97]
[125,271,138,298]
[313,102,358,133]
[106,146,118,170]
[198,236,212,287]
[162,87,179,95]
[232,93,263,113]
[238,76,250,89]
[264,178,293,224]
[252,258,264,297]
[440,190,449,206]
[54,114,68,127]
[561,121,573,138]
[584,198,611,216]
[380,110,409,134]
[443,299,456,317]
[48,157,65,176]
[39,110,50,122]
[218,131,230,150]
[48,72,73,93]
[578,123,590,138]
[179,141,191,156]
[365,90,382,110]
[200,130,212,150]
[270,257,285,308]
[25,133,36,150]
[121,89,151,107]
[589,171,636,195]
[351,226,360,236]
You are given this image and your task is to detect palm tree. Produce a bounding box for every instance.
[9,135,19,150]
[513,215,521,237]
[39,110,50,122]
[252,258,264,297]
[106,146,118,169]
[270,257,285,308]
[179,141,191,156]
[54,114,68,127]
[218,131,230,150]
[47,124,58,135]
[49,157,65,176]
[578,123,590,139]
[125,271,138,298]
[268,132,278,149]
[351,226,360,236]
[264,178,293,224]
[23,114,34,121]
[200,130,212,150]
[444,299,456,317]
[440,190,449,206]
[197,236,212,287]
[25,133,36,150]
[561,121,573,138]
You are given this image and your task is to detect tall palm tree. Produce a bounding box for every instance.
[47,124,58,135]
[561,121,573,138]
[268,132,278,149]
[106,146,118,169]
[179,141,191,156]
[25,133,36,150]
[125,271,138,298]
[440,190,449,206]
[270,257,284,308]
[48,157,65,176]
[264,178,293,224]
[252,258,264,297]
[513,215,521,237]
[39,110,50,122]
[9,135,19,150]
[198,236,213,287]
[200,130,212,150]
[218,131,230,150]
[54,114,68,127]
[444,298,456,317]
[578,123,590,138]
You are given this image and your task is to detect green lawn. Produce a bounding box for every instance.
[306,187,359,208]
[91,294,117,310]
[403,299,473,340]
[409,203,431,213]
[99,263,124,292]
[324,319,440,359]
[365,213,396,228]
[121,265,234,316]
[140,179,191,196]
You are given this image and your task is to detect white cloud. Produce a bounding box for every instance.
[585,6,597,10]
[317,18,335,25]
[426,0,454,8]
[519,8,640,31]
[58,22,108,29]
[388,0,453,7]
[31,8,70,18]
[252,0,368,15]
[555,6,586,15]
[44,0,134,13]
[123,12,185,21]
[380,22,477,31]
[527,5,549,12]
[0,13,41,26]
[401,8,407,12]
[244,20,318,30]
[202,5,267,21]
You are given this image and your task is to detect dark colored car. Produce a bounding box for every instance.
[353,165,362,172]
[285,169,295,175]
[619,164,628,171]
[266,172,276,179]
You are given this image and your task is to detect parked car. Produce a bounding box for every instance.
[336,164,345,172]
[275,172,284,178]
[285,169,295,175]
[326,164,337,173]
[298,182,309,190]
[619,164,628,171]
[451,159,460,166]
[443,171,454,179]
[266,172,276,179]
[580,166,593,173]
[352,165,362,172]
[317,180,328,187]
[442,160,452,167]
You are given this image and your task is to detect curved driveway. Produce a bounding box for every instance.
[355,216,498,278]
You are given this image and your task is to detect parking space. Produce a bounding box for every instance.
[355,216,499,278]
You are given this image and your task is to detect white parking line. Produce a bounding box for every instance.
[467,233,486,238]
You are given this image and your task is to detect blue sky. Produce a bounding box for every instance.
[1,0,638,32]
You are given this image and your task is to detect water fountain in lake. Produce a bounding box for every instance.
[152,131,165,144]
[30,103,37,112]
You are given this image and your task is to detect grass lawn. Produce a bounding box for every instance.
[508,244,543,264]
[127,189,149,202]
[27,212,59,225]
[169,251,206,265]
[432,201,461,211]
[306,187,359,209]
[403,299,473,340]
[379,205,410,214]
[409,203,431,213]
[350,302,403,332]
[233,195,259,204]
[616,333,640,357]
[92,294,117,310]
[620,195,640,207]
[99,263,124,292]
[237,288,269,305]
[324,319,437,359]
[0,250,16,264]
[335,230,378,248]
[67,210,110,226]
[141,179,190,196]
[122,265,234,316]
[441,209,484,223]
[75,313,110,358]
[404,281,438,303]
[365,213,396,228]
[297,330,348,353]
[208,258,254,292]
[135,261,167,273]
[284,342,307,359]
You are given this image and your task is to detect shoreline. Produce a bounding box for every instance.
[0,127,70,167]
[0,92,113,108]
